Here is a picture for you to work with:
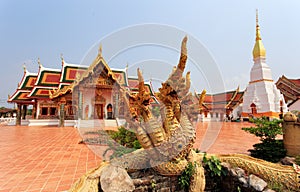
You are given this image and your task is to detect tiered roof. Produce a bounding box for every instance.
[59,60,88,89]
[28,60,61,99]
[276,75,300,106]
[8,67,37,104]
[201,87,243,111]
[50,46,158,102]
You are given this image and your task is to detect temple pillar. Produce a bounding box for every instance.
[22,105,27,120]
[16,104,22,126]
[78,91,83,119]
[114,93,119,119]
[59,97,66,127]
[59,104,65,127]
[36,101,40,119]
[32,101,37,119]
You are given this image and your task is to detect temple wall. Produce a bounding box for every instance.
[289,100,300,112]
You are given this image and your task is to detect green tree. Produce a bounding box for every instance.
[242,117,286,162]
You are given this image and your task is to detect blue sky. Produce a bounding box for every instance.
[1,0,300,107]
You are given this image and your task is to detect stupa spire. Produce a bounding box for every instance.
[252,9,266,59]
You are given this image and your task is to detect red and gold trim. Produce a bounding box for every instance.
[25,76,37,88]
[113,71,126,85]
[41,72,60,85]
[64,68,86,82]
[241,111,280,119]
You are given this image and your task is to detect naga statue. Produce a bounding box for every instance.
[69,37,300,192]
[69,36,206,192]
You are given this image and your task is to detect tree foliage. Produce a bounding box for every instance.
[242,116,283,141]
[242,117,286,162]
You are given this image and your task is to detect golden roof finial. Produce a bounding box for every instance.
[255,9,261,41]
[256,9,259,26]
[23,63,26,73]
[98,44,103,57]
[60,53,64,65]
[38,58,42,68]
[252,9,266,59]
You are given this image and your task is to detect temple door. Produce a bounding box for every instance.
[107,104,113,119]
[95,104,103,119]
[250,103,257,114]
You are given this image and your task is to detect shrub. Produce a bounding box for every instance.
[178,161,197,191]
[103,126,141,160]
[242,117,286,162]
[110,126,141,149]
[202,153,227,177]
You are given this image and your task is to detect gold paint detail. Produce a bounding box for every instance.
[249,79,273,84]
[252,10,266,59]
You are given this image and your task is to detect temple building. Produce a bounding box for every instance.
[199,87,244,121]
[241,12,288,119]
[276,76,300,111]
[8,49,157,126]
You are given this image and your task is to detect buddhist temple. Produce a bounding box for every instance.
[199,87,244,121]
[241,11,288,119]
[8,11,298,125]
[8,48,157,126]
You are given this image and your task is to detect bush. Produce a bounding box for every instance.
[242,117,286,162]
[103,126,141,160]
[178,161,197,191]
[110,126,141,149]
[249,139,286,163]
[202,153,227,177]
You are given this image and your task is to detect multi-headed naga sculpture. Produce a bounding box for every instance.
[70,36,206,192]
[111,36,203,173]
[69,37,299,192]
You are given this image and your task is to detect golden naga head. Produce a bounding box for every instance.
[157,36,190,104]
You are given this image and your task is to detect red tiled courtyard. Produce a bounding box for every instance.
[0,122,259,192]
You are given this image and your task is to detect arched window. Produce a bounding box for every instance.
[107,104,113,119]
[250,103,257,114]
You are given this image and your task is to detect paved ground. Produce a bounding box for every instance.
[0,122,259,192]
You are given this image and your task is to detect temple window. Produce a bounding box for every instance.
[50,107,57,116]
[41,107,48,116]
[250,103,257,114]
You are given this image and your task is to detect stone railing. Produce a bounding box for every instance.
[0,117,16,125]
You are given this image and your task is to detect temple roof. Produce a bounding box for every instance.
[8,68,37,103]
[34,65,61,87]
[200,87,243,110]
[27,61,61,99]
[59,61,88,84]
[276,75,300,105]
